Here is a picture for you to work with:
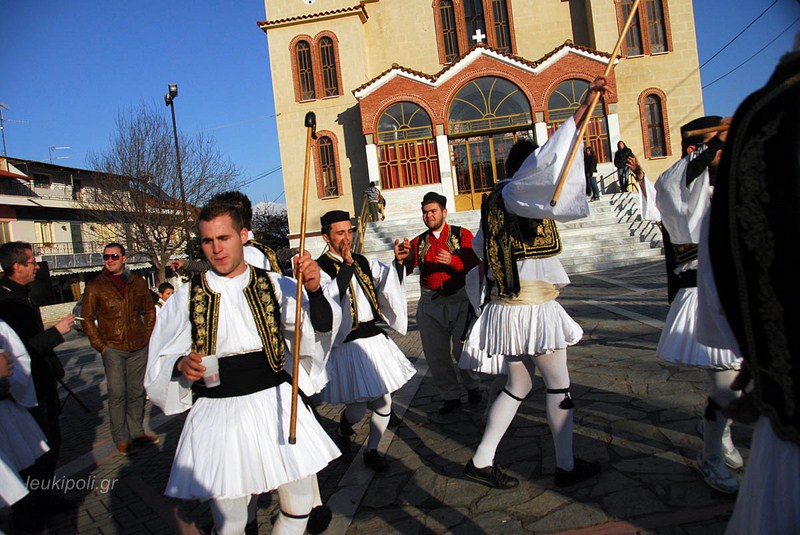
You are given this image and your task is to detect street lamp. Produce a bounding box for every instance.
[164,83,188,240]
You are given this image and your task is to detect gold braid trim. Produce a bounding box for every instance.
[417,225,461,267]
[245,240,282,274]
[323,252,382,331]
[242,268,286,373]
[189,274,221,355]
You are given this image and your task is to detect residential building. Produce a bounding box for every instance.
[0,157,155,304]
[259,0,702,252]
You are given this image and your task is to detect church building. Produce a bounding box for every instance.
[259,0,703,248]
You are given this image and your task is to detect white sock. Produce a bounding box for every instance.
[210,496,249,535]
[472,361,532,468]
[703,368,739,462]
[367,394,392,451]
[274,476,314,535]
[537,349,574,472]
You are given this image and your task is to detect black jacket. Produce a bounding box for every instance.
[614,147,633,169]
[0,277,65,399]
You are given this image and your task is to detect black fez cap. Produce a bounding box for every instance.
[421,191,447,208]
[681,115,723,147]
[320,210,351,228]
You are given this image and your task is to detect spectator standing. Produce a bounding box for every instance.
[365,181,384,222]
[401,192,482,414]
[0,241,75,528]
[613,140,634,192]
[584,146,600,201]
[155,282,174,316]
[82,242,157,455]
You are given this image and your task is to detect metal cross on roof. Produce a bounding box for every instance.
[472,29,486,44]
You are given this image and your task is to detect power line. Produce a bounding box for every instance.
[703,16,800,89]
[699,0,779,69]
[241,165,282,187]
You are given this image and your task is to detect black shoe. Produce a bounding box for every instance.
[363,449,390,472]
[467,388,482,404]
[244,519,259,535]
[307,505,332,535]
[387,411,402,428]
[554,458,601,488]
[463,459,519,489]
[334,431,353,463]
[438,398,462,415]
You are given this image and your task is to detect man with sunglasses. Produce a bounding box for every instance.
[82,243,157,455]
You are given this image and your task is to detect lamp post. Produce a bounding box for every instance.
[164,83,188,240]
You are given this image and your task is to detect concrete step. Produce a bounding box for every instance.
[359,191,663,301]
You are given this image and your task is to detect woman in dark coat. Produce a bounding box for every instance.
[614,140,634,192]
[584,146,599,200]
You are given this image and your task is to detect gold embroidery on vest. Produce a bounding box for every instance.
[418,225,460,266]
[246,240,282,274]
[324,252,382,330]
[243,269,286,373]
[189,275,220,355]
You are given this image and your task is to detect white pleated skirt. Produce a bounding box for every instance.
[657,288,741,370]
[460,299,583,375]
[0,399,49,472]
[0,450,29,508]
[725,417,800,535]
[166,383,340,500]
[320,334,416,404]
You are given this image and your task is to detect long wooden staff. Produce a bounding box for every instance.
[550,0,643,207]
[683,123,730,138]
[289,111,316,445]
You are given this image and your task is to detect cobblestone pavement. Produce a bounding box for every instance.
[0,260,749,534]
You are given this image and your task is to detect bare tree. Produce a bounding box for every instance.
[83,102,243,281]
[251,202,289,249]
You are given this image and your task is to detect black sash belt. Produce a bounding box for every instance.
[344,320,386,343]
[192,350,288,399]
[675,269,697,289]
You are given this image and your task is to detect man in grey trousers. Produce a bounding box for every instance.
[82,242,157,454]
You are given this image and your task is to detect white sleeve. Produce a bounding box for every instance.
[371,259,407,335]
[502,117,590,222]
[145,284,194,415]
[0,320,37,408]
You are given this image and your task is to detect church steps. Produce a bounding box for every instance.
[359,192,663,300]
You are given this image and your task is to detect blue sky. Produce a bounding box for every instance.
[2,0,798,206]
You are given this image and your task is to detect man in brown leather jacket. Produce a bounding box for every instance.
[82,242,157,454]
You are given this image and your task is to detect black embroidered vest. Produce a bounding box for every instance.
[245,239,282,274]
[188,267,285,373]
[317,252,382,331]
[416,225,462,268]
[482,183,562,297]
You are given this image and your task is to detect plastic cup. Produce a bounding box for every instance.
[201,355,221,388]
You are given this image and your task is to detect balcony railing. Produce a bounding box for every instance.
[33,241,106,255]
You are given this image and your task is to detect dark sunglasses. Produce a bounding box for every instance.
[103,253,121,260]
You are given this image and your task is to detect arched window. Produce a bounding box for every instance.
[617,0,672,57]
[294,40,315,101]
[315,134,342,198]
[377,102,440,189]
[448,77,533,205]
[433,0,515,64]
[547,79,611,163]
[439,1,461,63]
[290,33,342,102]
[319,36,340,97]
[639,89,671,158]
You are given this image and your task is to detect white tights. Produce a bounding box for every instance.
[343,394,392,451]
[473,349,575,471]
[703,368,740,461]
[210,476,315,535]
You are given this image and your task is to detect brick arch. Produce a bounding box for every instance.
[312,130,344,199]
[370,98,440,138]
[637,87,672,159]
[442,73,536,135]
[542,74,612,121]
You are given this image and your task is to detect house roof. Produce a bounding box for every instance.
[353,41,614,99]
[257,3,368,30]
[0,168,30,180]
